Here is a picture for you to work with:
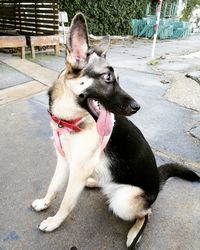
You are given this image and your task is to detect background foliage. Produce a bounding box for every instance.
[182,0,200,21]
[59,0,181,35]
[59,0,149,35]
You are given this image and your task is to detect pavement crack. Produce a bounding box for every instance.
[153,148,200,169]
[188,124,200,142]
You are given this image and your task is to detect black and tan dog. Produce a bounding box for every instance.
[32,13,199,249]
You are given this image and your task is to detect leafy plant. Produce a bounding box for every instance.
[59,0,149,35]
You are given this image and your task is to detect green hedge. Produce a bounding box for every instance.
[59,0,150,35]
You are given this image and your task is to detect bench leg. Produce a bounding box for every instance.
[21,47,25,59]
[31,46,35,59]
[55,44,60,56]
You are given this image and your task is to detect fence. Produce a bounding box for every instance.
[131,2,190,40]
[0,0,59,35]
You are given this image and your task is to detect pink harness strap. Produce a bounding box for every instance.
[50,112,113,157]
[52,126,111,157]
[53,127,72,157]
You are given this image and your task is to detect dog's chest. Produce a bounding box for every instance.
[51,121,112,184]
[61,130,98,157]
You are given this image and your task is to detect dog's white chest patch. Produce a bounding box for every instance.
[93,153,112,186]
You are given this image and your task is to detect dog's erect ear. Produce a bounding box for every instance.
[67,13,89,70]
[94,35,110,57]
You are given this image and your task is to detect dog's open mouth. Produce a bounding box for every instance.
[87,98,114,137]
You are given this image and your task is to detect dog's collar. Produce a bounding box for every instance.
[48,111,82,133]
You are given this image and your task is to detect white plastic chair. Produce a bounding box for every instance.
[59,11,69,44]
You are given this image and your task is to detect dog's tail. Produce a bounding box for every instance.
[127,215,148,250]
[159,163,199,189]
[126,164,199,249]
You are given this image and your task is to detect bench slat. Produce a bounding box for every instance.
[0,36,26,48]
[30,35,59,46]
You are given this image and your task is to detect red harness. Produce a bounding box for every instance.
[48,111,112,157]
[48,111,83,156]
[48,111,82,132]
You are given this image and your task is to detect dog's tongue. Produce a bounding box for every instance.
[97,104,114,137]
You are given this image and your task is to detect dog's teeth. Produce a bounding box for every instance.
[91,99,101,111]
[93,100,98,107]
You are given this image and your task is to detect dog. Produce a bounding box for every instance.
[32,13,199,249]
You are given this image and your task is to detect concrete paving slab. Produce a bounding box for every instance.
[116,34,200,60]
[0,80,47,105]
[0,97,199,250]
[31,91,49,106]
[107,48,157,74]
[0,62,32,89]
[154,50,200,112]
[156,52,200,75]
[0,56,59,87]
[164,72,200,112]
[158,61,198,72]
[28,54,66,73]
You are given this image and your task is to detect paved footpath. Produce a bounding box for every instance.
[0,35,200,250]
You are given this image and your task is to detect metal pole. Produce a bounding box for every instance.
[151,0,163,59]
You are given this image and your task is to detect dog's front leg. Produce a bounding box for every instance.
[32,151,68,211]
[38,166,88,232]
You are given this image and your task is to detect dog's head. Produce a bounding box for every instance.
[49,13,140,136]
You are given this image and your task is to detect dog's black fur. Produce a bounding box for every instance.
[106,115,199,207]
[106,115,159,206]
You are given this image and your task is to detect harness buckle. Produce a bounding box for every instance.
[58,121,63,128]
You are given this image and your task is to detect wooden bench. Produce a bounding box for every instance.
[0,36,26,59]
[29,35,60,59]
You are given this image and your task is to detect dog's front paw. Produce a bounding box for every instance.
[39,215,62,232]
[32,198,49,211]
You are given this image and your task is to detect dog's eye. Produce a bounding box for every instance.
[103,73,113,82]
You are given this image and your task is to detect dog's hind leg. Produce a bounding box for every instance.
[126,215,148,249]
[103,184,150,249]
[32,151,68,211]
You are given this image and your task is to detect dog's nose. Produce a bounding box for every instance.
[130,100,140,113]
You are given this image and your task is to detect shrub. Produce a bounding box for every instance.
[59,0,149,35]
